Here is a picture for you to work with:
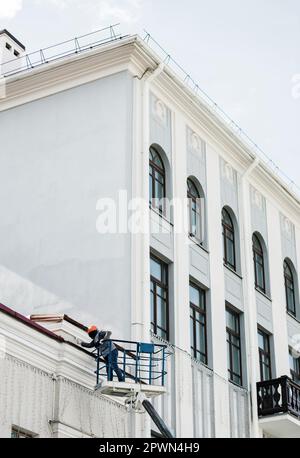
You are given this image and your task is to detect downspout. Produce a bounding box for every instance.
[131,62,164,439]
[141,62,165,343]
[241,155,260,437]
[131,62,165,345]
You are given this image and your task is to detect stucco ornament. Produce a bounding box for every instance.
[252,188,263,210]
[190,132,201,152]
[154,99,167,124]
[284,217,292,237]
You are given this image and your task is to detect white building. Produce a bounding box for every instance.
[0,28,300,438]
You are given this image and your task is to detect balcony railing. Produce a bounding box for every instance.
[257,376,300,418]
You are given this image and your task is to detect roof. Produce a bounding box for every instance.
[0,303,64,342]
[0,29,26,51]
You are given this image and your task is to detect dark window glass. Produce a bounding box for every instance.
[226,308,242,386]
[258,329,272,381]
[11,427,35,438]
[289,349,300,385]
[222,208,236,271]
[150,256,169,340]
[149,147,166,214]
[190,283,207,365]
[253,234,266,293]
[284,261,296,316]
[187,179,202,241]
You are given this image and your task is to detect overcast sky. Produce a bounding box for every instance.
[1,0,299,192]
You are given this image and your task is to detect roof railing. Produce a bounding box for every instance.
[0,24,126,77]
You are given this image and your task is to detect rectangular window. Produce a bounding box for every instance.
[150,255,169,341]
[226,307,242,386]
[258,329,272,381]
[190,283,207,365]
[11,427,36,438]
[289,349,300,385]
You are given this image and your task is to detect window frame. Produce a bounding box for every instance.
[187,178,202,242]
[226,307,243,386]
[284,261,296,317]
[149,147,166,215]
[222,208,236,271]
[189,282,207,365]
[11,426,37,439]
[258,329,272,382]
[253,234,266,294]
[150,254,169,341]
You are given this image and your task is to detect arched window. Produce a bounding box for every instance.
[149,146,166,214]
[253,234,266,293]
[222,208,236,271]
[284,260,296,316]
[187,178,202,241]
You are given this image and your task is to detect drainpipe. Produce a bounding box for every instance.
[130,62,164,439]
[243,157,260,179]
[140,62,164,343]
[241,155,260,437]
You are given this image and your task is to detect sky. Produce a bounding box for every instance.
[0,0,299,192]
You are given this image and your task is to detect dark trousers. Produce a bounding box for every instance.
[104,349,124,382]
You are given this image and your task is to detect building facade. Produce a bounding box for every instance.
[0,29,300,438]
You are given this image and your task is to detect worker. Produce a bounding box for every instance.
[78,326,125,382]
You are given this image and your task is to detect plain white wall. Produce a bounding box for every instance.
[0,71,133,338]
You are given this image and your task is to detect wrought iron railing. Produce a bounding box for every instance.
[257,376,300,418]
[93,339,168,386]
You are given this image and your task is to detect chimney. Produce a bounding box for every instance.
[0,29,26,76]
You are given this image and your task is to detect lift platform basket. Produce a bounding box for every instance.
[93,339,168,401]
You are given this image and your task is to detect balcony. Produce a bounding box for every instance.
[257,376,300,438]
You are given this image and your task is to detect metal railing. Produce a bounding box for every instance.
[257,376,300,418]
[0,24,127,77]
[94,339,168,386]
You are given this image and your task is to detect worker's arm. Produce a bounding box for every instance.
[80,340,95,348]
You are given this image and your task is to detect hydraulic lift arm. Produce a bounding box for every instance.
[142,399,174,439]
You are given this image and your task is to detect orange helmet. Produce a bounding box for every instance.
[87,325,98,335]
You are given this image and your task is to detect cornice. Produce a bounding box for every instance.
[0,38,137,111]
